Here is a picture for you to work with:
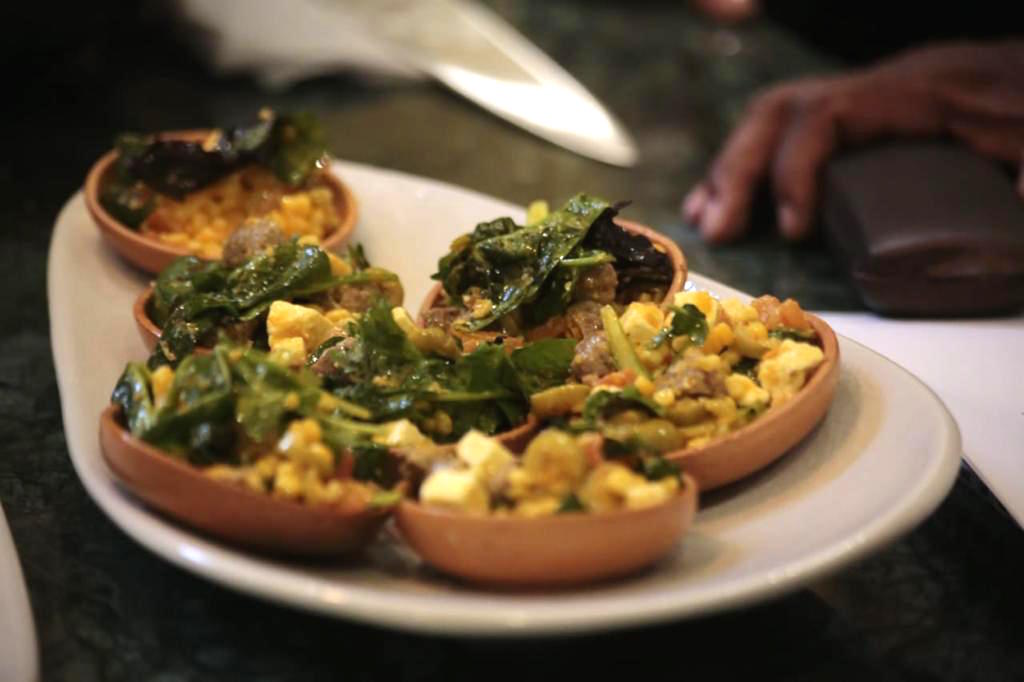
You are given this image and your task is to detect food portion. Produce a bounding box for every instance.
[530,291,825,455]
[148,236,401,366]
[306,299,575,443]
[111,344,405,508]
[99,109,341,259]
[417,428,683,517]
[425,194,677,349]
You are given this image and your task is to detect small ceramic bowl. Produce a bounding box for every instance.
[664,313,840,490]
[416,218,687,326]
[133,285,161,353]
[84,130,358,274]
[395,473,698,587]
[99,406,392,556]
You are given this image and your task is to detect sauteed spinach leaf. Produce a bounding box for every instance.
[113,345,393,467]
[433,194,611,331]
[99,111,327,226]
[433,193,675,331]
[316,299,575,441]
[149,239,343,367]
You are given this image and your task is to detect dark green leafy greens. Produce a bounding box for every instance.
[433,195,608,331]
[112,344,397,486]
[579,386,662,427]
[769,327,817,341]
[99,111,328,227]
[648,304,709,349]
[149,239,383,367]
[316,299,575,441]
[432,194,675,331]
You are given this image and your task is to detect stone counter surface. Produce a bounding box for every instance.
[2,1,1022,680]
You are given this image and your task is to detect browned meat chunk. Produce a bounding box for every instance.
[421,306,464,332]
[573,263,618,304]
[654,360,726,397]
[564,301,604,340]
[222,219,285,267]
[571,331,616,385]
[309,336,359,381]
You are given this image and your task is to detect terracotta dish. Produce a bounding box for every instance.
[133,285,160,353]
[395,474,698,587]
[99,406,392,556]
[84,130,358,274]
[417,218,687,326]
[664,314,840,490]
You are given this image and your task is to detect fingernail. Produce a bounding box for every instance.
[778,204,800,238]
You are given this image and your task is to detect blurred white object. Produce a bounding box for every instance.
[0,503,38,682]
[179,0,424,85]
[179,0,638,166]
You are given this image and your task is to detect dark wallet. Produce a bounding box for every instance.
[821,142,1024,316]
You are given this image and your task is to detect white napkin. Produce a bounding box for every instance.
[177,0,426,88]
[819,311,1024,527]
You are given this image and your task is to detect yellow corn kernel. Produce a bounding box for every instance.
[721,298,758,323]
[514,496,562,518]
[702,322,735,355]
[470,298,493,320]
[525,199,550,225]
[150,365,175,409]
[620,302,664,347]
[695,353,725,372]
[625,478,678,510]
[327,252,353,277]
[281,193,312,217]
[272,461,303,499]
[653,388,676,407]
[634,375,655,396]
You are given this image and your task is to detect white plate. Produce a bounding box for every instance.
[49,161,961,636]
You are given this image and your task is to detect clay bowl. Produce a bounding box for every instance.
[395,473,698,587]
[99,406,392,556]
[416,218,687,326]
[664,313,841,491]
[133,285,161,353]
[84,130,358,274]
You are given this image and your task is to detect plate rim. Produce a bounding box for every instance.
[47,165,962,636]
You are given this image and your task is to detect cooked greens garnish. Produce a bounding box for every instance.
[149,239,351,367]
[100,111,328,227]
[648,304,708,350]
[640,456,680,481]
[112,345,393,467]
[111,364,157,435]
[769,327,817,341]
[316,299,574,441]
[432,193,674,332]
[733,356,759,379]
[579,386,662,427]
[558,494,585,513]
[434,195,608,331]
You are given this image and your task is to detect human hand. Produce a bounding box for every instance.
[683,41,1024,242]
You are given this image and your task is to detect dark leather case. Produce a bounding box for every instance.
[822,142,1024,316]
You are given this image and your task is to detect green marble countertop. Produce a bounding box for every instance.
[2,1,1021,680]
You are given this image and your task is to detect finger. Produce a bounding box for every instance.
[700,90,791,242]
[682,183,709,224]
[770,99,841,240]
